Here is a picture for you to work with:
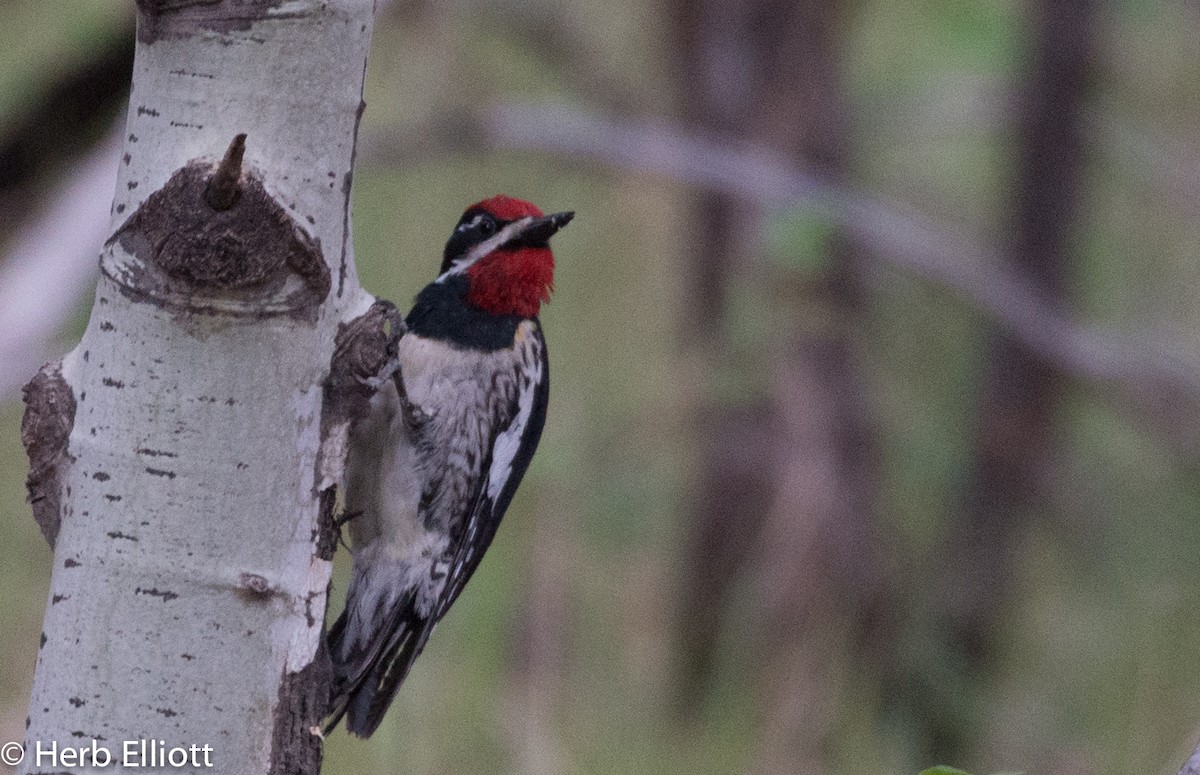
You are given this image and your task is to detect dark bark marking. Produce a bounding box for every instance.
[137,0,293,44]
[169,69,216,80]
[107,531,139,542]
[338,94,366,298]
[136,447,178,458]
[268,643,331,775]
[315,487,338,562]
[21,362,76,549]
[303,591,319,627]
[135,587,179,602]
[145,467,177,479]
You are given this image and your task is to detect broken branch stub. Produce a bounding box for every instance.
[104,137,330,319]
[205,132,247,211]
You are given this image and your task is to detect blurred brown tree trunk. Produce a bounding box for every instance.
[667,2,887,768]
[930,0,1098,758]
[667,0,774,713]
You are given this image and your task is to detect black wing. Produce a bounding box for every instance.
[437,326,549,618]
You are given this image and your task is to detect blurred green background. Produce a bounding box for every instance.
[3,1,1200,774]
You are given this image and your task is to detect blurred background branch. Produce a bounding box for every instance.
[0,132,116,402]
[366,102,1200,460]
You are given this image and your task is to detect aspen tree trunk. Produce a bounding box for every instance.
[18,2,385,773]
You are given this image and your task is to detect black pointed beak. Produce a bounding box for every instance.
[519,211,574,245]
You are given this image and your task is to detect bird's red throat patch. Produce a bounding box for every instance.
[466,247,554,318]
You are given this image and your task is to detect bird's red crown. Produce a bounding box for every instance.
[470,194,544,222]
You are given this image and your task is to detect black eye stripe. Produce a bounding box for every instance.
[459,211,506,229]
[442,212,509,272]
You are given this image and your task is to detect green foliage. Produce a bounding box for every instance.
[764,205,837,274]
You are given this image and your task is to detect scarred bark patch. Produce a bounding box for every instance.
[315,487,338,563]
[106,146,329,319]
[136,0,296,45]
[324,300,405,427]
[268,644,332,775]
[314,301,404,561]
[21,363,76,549]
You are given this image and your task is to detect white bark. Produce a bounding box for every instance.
[19,2,380,773]
[1182,743,1200,775]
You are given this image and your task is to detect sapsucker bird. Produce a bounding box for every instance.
[326,195,572,737]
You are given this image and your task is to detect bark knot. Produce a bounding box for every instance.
[106,138,330,319]
[315,302,406,562]
[324,301,406,426]
[21,362,76,549]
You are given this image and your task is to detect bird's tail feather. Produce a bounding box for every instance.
[324,590,435,738]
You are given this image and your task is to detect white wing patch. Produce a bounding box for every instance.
[486,352,542,502]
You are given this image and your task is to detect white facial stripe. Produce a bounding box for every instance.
[435,216,534,283]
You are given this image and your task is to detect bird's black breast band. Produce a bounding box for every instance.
[406,276,525,351]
